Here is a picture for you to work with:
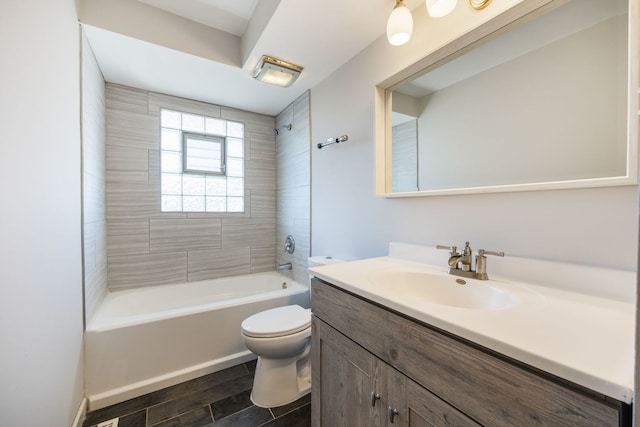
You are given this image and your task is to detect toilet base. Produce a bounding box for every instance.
[250,343,311,408]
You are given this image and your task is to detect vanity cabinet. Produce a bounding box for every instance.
[312,315,478,426]
[310,278,630,427]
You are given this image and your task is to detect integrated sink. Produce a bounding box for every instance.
[368,269,517,310]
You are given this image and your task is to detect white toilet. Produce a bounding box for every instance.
[241,256,343,408]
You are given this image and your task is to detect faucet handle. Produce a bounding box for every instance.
[478,249,504,258]
[462,241,472,255]
[475,249,504,279]
[436,244,458,255]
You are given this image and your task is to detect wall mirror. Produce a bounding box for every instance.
[375,0,638,197]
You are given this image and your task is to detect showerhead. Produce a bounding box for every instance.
[273,123,292,136]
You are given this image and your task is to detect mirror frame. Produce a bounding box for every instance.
[375,0,639,197]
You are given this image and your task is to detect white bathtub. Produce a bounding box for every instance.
[84,272,309,410]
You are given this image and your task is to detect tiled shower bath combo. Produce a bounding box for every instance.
[81,73,313,419]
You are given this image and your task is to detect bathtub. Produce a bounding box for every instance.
[84,272,309,410]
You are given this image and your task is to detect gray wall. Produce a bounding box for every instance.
[0,0,85,425]
[105,84,277,289]
[275,91,311,284]
[82,30,108,321]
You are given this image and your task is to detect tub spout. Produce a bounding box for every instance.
[277,263,292,271]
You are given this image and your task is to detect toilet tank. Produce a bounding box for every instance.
[307,256,344,302]
[307,255,344,286]
[308,255,344,269]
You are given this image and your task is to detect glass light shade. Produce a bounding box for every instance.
[386,2,413,46]
[253,56,302,87]
[426,0,457,17]
[256,67,295,87]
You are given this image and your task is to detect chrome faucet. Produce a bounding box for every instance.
[277,262,292,271]
[437,242,504,280]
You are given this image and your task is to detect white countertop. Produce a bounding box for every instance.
[309,255,635,404]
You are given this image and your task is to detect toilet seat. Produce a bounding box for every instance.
[242,305,311,338]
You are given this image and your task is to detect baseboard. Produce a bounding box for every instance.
[71,397,88,427]
[86,351,256,411]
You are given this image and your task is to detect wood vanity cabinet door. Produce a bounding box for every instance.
[311,314,482,427]
[311,316,384,427]
[405,379,480,427]
[383,366,481,427]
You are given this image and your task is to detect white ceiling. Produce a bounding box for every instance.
[136,0,259,36]
[82,0,423,116]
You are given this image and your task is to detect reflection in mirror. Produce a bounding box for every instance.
[386,0,634,195]
[392,111,418,192]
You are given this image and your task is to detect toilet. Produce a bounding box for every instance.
[241,255,343,408]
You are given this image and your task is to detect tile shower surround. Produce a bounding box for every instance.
[82,33,108,320]
[275,92,311,285]
[83,361,311,427]
[105,84,279,290]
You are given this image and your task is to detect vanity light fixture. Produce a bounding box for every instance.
[387,0,413,46]
[426,0,457,17]
[469,0,492,10]
[387,0,492,46]
[253,55,303,88]
[428,0,492,17]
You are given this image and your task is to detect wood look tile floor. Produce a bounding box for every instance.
[83,360,311,427]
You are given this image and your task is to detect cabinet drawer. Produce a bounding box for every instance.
[311,278,624,427]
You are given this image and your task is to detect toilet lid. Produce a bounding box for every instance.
[241,305,311,338]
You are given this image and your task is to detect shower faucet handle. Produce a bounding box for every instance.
[284,235,295,254]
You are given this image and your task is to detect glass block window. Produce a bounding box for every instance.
[183,133,225,174]
[160,109,245,212]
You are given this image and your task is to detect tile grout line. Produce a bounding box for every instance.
[273,401,311,421]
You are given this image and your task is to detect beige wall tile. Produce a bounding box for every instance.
[148,149,160,185]
[106,145,150,184]
[277,186,310,222]
[187,247,251,281]
[106,109,159,151]
[107,219,149,256]
[150,218,221,252]
[277,151,309,189]
[106,145,149,171]
[106,170,150,184]
[106,183,159,220]
[249,132,276,163]
[106,83,148,114]
[222,218,275,248]
[221,107,274,135]
[108,252,187,289]
[251,245,277,273]
[250,190,276,218]
[245,161,276,191]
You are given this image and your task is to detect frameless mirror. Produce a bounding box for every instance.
[376,0,637,196]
